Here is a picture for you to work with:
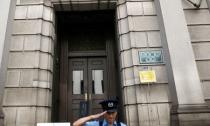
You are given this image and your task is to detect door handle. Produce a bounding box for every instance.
[89,93,92,100]
[84,93,91,101]
[85,93,88,101]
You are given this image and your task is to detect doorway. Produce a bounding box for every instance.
[69,57,107,121]
[54,10,122,123]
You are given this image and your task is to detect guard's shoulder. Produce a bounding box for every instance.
[119,122,127,126]
[84,120,99,126]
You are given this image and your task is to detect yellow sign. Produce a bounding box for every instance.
[139,70,157,83]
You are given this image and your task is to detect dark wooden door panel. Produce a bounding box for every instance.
[68,57,107,122]
[88,58,107,115]
[68,58,88,122]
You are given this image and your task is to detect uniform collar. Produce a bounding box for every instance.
[103,119,117,126]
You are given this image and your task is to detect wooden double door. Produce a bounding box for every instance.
[56,11,122,123]
[68,57,107,122]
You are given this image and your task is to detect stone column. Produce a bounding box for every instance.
[2,0,55,125]
[117,0,170,125]
[0,0,16,125]
[154,0,210,125]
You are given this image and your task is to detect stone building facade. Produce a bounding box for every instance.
[0,0,210,126]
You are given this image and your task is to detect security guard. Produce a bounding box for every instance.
[73,99,127,126]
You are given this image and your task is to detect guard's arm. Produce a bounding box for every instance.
[73,111,107,126]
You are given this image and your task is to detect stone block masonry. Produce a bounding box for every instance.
[3,0,55,126]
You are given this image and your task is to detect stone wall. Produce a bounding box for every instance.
[2,0,210,126]
[182,0,210,105]
[3,0,55,125]
[0,0,17,125]
[117,0,170,125]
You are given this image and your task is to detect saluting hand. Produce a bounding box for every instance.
[73,111,107,126]
[90,111,107,120]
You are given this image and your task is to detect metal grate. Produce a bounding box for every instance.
[51,0,117,11]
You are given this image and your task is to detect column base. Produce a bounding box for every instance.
[171,104,210,126]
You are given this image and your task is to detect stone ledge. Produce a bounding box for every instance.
[171,104,210,114]
[171,104,210,126]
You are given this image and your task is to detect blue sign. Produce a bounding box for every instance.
[139,50,163,64]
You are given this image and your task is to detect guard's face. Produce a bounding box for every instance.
[104,112,117,124]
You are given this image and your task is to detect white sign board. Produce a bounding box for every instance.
[37,123,70,126]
